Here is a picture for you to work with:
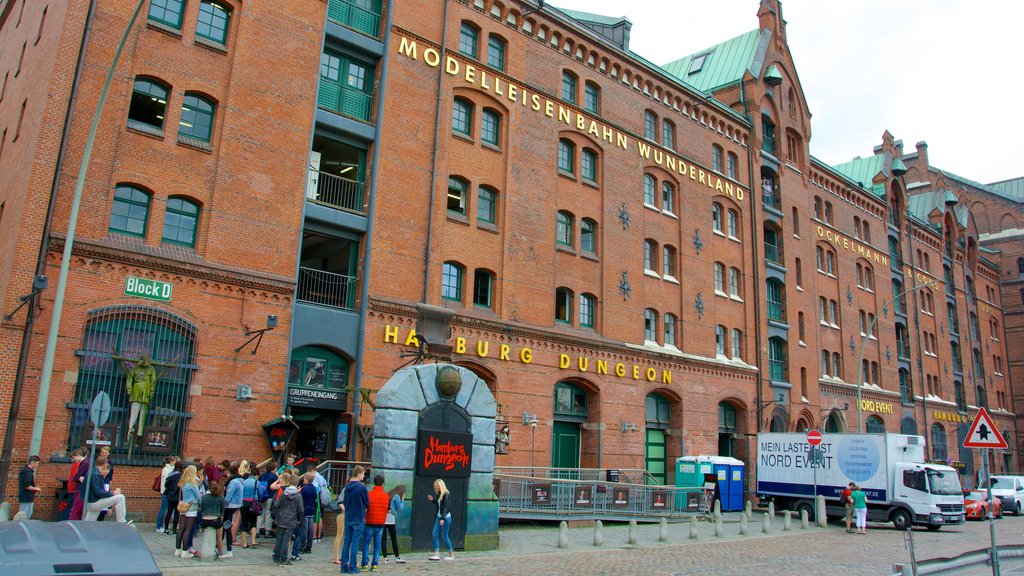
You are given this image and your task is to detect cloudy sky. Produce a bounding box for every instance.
[550,0,1023,184]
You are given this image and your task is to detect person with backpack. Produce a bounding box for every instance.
[156,456,177,533]
[271,473,304,567]
[238,461,260,548]
[841,481,855,533]
[163,461,182,535]
[256,464,278,538]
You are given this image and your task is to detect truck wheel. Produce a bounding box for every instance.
[795,502,814,522]
[891,508,912,531]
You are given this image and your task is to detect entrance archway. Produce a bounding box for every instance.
[552,382,587,470]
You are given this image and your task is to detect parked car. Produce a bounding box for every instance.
[988,476,1024,516]
[963,490,1002,520]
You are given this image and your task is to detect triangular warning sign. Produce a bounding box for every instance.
[962,407,1008,449]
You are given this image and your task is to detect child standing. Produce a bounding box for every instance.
[382,485,406,564]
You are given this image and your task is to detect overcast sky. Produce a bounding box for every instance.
[550,0,1023,184]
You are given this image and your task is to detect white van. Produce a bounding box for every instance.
[988,475,1024,515]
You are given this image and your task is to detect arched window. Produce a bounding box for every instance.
[729,267,741,298]
[727,152,738,179]
[148,0,186,29]
[196,1,231,45]
[718,401,737,457]
[731,328,742,359]
[70,305,196,464]
[644,239,657,272]
[770,410,788,433]
[713,262,725,293]
[662,120,675,149]
[644,174,656,206]
[661,181,675,213]
[580,218,596,254]
[472,269,494,308]
[900,416,916,435]
[764,224,782,263]
[579,293,596,328]
[768,337,786,381]
[931,423,947,461]
[1018,258,1024,275]
[715,325,726,356]
[865,416,885,433]
[289,345,349,392]
[452,98,472,136]
[554,381,587,417]
[487,33,506,70]
[712,144,723,173]
[644,308,657,342]
[664,314,677,347]
[561,70,577,103]
[458,21,479,58]
[555,287,573,323]
[447,177,467,214]
[481,108,501,145]
[477,185,496,224]
[712,202,723,232]
[581,148,598,182]
[442,262,464,301]
[644,110,657,140]
[557,139,574,173]
[727,209,739,238]
[109,184,151,237]
[646,393,672,483]
[128,77,169,131]
[663,245,677,278]
[162,196,200,247]
[179,93,215,142]
[583,81,600,114]
[556,210,574,246]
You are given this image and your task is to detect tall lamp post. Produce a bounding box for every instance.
[856,278,942,432]
[28,0,148,455]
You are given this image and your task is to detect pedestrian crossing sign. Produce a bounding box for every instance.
[961,407,1008,449]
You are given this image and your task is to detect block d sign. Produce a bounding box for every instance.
[124,276,172,302]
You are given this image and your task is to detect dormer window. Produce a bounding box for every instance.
[689,53,709,75]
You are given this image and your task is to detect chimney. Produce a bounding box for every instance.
[915,141,928,168]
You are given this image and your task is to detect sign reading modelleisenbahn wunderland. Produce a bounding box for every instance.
[124,276,173,302]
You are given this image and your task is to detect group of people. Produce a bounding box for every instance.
[65,445,131,523]
[841,481,869,534]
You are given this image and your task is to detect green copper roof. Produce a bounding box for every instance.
[987,177,1024,203]
[556,7,629,27]
[906,190,969,229]
[831,155,885,198]
[763,64,783,84]
[662,29,762,92]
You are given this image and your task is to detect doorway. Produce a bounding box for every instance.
[551,421,580,469]
[411,401,469,551]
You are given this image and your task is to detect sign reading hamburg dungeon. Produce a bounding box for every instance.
[416,430,472,478]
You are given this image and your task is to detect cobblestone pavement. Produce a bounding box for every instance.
[143,514,1024,575]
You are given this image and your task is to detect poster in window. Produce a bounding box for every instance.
[288,359,302,385]
[327,366,347,390]
[556,387,572,413]
[303,358,326,388]
[142,426,174,453]
[335,414,351,454]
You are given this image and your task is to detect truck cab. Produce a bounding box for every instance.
[890,462,964,530]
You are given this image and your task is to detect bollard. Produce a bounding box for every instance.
[815,495,827,528]
[0,502,10,522]
[558,521,569,549]
[739,513,748,536]
[800,508,809,529]
[593,519,603,547]
[761,512,770,534]
[768,501,775,518]
[713,499,722,517]
[689,517,698,540]
[714,519,723,538]
[744,500,752,520]
[783,510,792,531]
[199,528,218,562]
[659,517,668,543]
[627,519,638,545]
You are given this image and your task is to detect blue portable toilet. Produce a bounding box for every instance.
[709,456,745,511]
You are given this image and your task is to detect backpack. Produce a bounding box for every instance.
[256,480,269,501]
[152,473,162,492]
[839,490,850,505]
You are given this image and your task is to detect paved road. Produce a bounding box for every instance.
[144,514,1024,575]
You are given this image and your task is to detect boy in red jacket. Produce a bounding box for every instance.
[362,474,389,571]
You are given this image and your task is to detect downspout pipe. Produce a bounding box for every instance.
[0,0,96,501]
[419,0,452,302]
[350,0,396,457]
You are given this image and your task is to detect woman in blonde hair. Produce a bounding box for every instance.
[175,465,202,558]
[427,479,454,561]
[238,460,260,548]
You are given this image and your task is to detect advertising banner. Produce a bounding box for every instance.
[756,433,889,500]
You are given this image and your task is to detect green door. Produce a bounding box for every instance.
[551,421,580,469]
[645,428,667,485]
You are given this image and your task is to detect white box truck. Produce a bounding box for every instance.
[756,432,964,530]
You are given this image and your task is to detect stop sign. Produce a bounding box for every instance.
[807,429,822,446]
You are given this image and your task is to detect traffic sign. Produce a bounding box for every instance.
[962,407,1008,449]
[806,429,822,446]
[89,392,111,427]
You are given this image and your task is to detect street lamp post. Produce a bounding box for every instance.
[856,278,942,432]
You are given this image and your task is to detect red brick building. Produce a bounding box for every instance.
[1,0,1019,520]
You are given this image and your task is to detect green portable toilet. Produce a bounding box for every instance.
[675,456,715,510]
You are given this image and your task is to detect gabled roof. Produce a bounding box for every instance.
[661,29,764,92]
[906,190,969,229]
[556,7,629,28]
[987,177,1024,203]
[831,156,885,198]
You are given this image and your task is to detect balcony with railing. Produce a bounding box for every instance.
[896,337,910,360]
[318,80,373,122]
[307,168,365,214]
[761,176,781,211]
[327,0,382,38]
[297,267,358,310]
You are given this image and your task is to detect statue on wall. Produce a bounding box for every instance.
[112,349,178,444]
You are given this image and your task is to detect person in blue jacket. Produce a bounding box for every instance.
[340,465,369,574]
[83,455,129,523]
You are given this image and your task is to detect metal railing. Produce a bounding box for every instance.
[494,467,659,485]
[494,472,703,522]
[307,168,366,214]
[764,243,782,264]
[327,0,382,38]
[318,80,373,122]
[762,188,781,211]
[296,267,358,310]
[317,460,372,495]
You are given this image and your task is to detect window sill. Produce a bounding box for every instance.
[644,203,660,212]
[477,220,499,233]
[482,141,502,154]
[147,20,183,38]
[714,290,729,298]
[712,229,726,238]
[730,295,744,303]
[557,169,576,181]
[662,210,678,219]
[799,340,806,347]
[446,211,470,225]
[177,135,212,153]
[453,132,474,144]
[796,286,804,292]
[127,120,165,139]
[643,269,660,279]
[727,235,741,244]
[581,250,599,262]
[663,275,679,284]
[555,243,576,255]
[582,178,600,190]
[195,36,228,54]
